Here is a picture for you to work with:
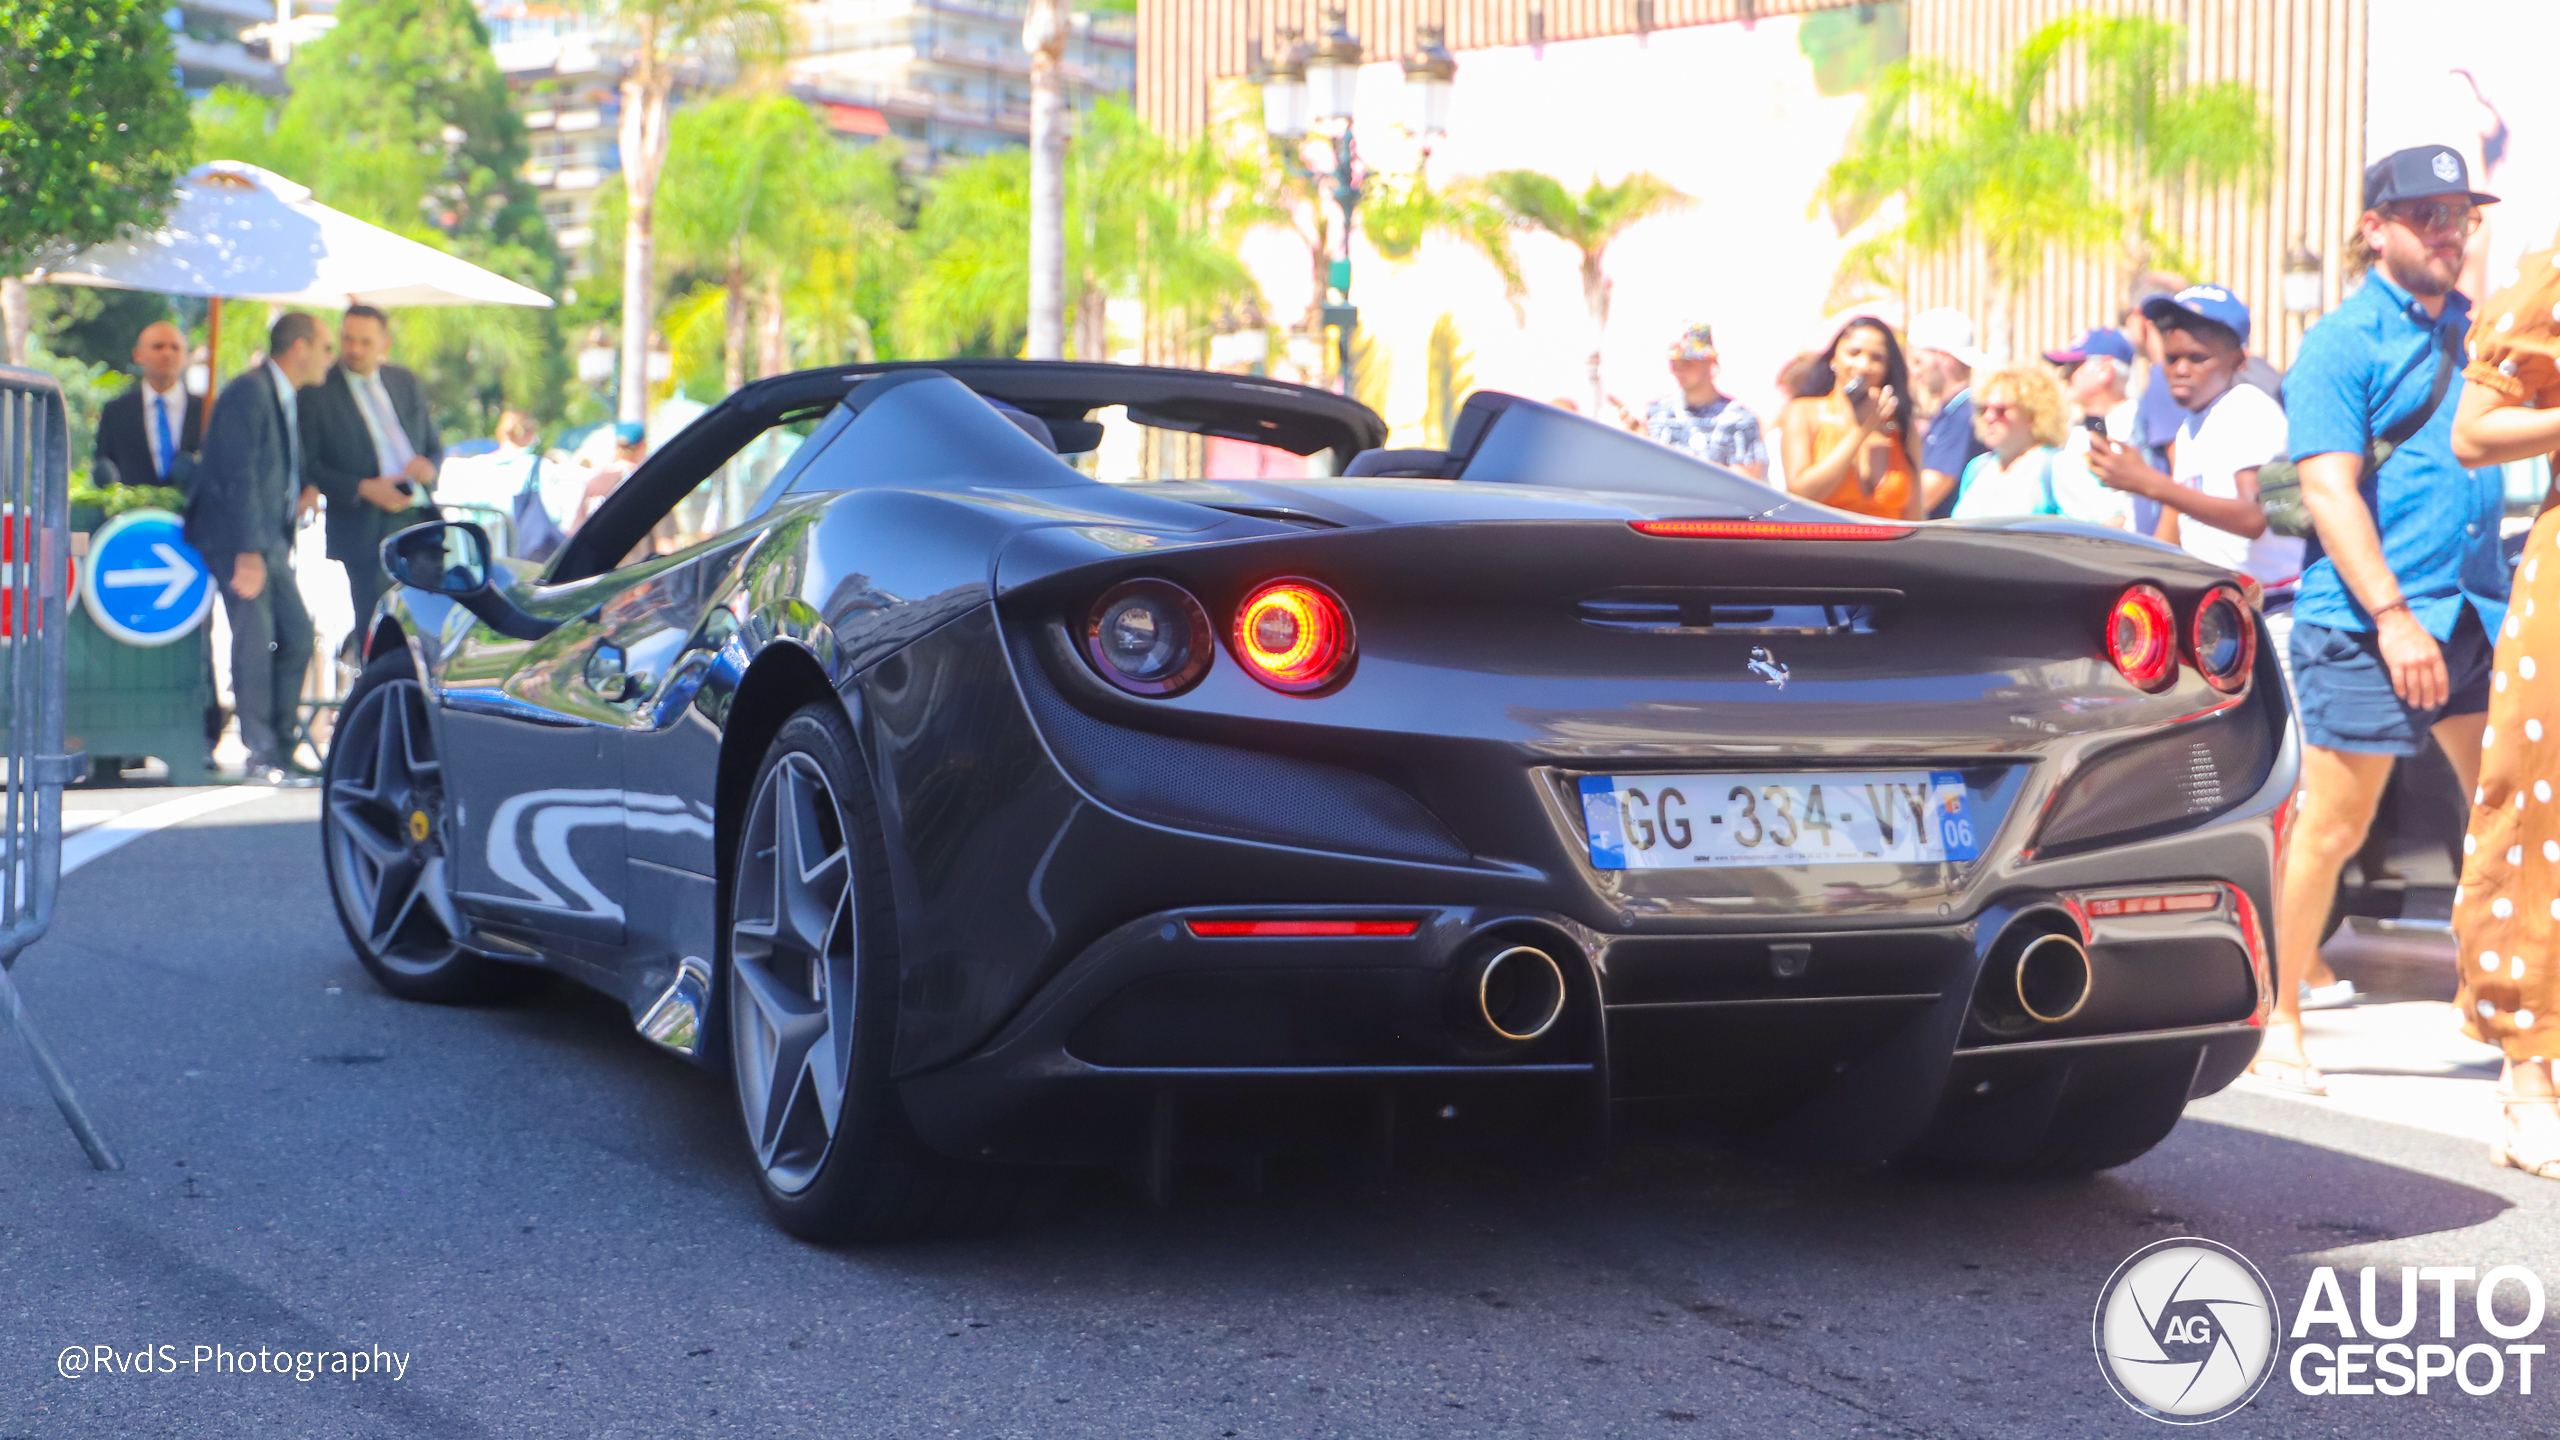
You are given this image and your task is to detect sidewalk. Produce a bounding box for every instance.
[2227,925,2504,1145]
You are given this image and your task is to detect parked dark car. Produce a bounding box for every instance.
[327,362,2292,1240]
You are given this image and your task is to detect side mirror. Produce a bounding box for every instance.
[381,519,554,640]
[383,520,492,596]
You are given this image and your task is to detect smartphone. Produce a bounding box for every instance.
[1840,374,1867,402]
[2081,414,2109,441]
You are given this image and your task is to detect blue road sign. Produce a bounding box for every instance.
[81,508,213,647]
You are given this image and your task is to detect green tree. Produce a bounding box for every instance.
[1477,169,1692,416]
[194,0,563,432]
[1820,10,2270,355]
[1421,313,1472,449]
[894,100,1259,364]
[604,0,791,422]
[657,94,905,394]
[0,0,192,361]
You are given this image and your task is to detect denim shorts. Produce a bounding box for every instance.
[2290,604,2494,755]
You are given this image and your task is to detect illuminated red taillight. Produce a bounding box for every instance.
[2107,584,2178,691]
[1232,578,1353,693]
[1186,919,1420,938]
[2188,585,2255,694]
[1630,519,1914,540]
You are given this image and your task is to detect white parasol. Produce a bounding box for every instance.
[26,160,553,413]
[30,160,554,309]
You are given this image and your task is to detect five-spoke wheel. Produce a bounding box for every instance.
[730,751,859,1194]
[726,701,1024,1241]
[322,649,537,1003]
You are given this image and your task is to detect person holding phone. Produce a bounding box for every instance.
[2084,285,2299,587]
[1946,364,2132,526]
[1777,317,1920,521]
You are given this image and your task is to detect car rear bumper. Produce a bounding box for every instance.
[896,887,2270,1169]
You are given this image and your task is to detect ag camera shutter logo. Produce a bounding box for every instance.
[2094,1237,2281,1423]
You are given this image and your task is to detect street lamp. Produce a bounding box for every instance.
[2282,244,2325,316]
[1250,10,1460,397]
[1303,11,1364,123]
[1403,25,1455,141]
[1252,28,1307,140]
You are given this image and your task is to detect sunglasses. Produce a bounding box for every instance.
[1978,402,2024,419]
[2383,199,2484,237]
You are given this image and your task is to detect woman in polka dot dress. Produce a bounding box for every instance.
[2451,247,2560,1181]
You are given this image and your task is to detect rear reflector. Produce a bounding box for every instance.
[1185,919,1421,938]
[1631,519,1915,541]
[2084,892,2220,917]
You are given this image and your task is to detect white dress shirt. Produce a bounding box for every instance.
[347,367,418,477]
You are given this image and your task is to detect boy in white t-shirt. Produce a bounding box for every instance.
[2085,285,2303,587]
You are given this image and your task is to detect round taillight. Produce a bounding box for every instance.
[2107,584,2177,691]
[1083,579,1213,695]
[2189,586,2255,694]
[1232,578,1354,693]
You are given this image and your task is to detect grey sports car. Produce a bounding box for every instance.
[328,361,2291,1240]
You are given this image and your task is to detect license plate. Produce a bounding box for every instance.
[1579,770,1981,870]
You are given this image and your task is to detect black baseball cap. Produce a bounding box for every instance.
[2364,145,2499,209]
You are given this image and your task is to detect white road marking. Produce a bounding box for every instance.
[63,810,113,833]
[61,787,277,877]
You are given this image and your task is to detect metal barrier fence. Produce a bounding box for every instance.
[0,365,116,1170]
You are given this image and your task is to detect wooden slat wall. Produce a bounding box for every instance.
[1904,0,2365,367]
[1139,0,1863,139]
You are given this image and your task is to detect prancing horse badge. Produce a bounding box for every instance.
[1748,646,1790,689]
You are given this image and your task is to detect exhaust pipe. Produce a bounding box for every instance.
[1459,944,1567,1043]
[1971,912,2094,1034]
[2011,932,2092,1024]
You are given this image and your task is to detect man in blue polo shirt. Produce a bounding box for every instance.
[2262,145,2503,1094]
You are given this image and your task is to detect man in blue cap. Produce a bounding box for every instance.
[2086,284,2298,588]
[2257,144,2504,1095]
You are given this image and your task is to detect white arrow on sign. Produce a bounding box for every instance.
[100,542,199,610]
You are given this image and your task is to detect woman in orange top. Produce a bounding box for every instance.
[1778,317,1919,520]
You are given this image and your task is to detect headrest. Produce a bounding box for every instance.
[1341,447,1449,478]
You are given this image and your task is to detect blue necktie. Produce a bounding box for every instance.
[154,395,175,479]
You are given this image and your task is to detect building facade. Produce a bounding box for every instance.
[1140,0,2378,370]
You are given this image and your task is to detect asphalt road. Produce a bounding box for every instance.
[4,786,2557,1440]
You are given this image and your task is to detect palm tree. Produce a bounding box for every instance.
[1023,0,1066,359]
[658,93,809,393]
[893,100,1258,365]
[1477,170,1693,416]
[1364,176,1525,315]
[606,0,789,422]
[1819,12,2269,355]
[2068,14,2274,287]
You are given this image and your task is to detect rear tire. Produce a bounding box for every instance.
[322,648,543,1004]
[725,700,1025,1242]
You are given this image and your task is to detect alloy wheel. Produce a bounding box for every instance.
[730,752,858,1195]
[326,680,466,974]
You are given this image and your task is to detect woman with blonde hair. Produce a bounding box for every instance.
[1946,363,2131,527]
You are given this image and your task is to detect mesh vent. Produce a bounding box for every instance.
[2034,701,2277,857]
[1009,629,1470,865]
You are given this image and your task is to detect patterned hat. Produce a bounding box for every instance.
[1668,322,1716,360]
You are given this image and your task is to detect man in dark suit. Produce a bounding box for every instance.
[187,312,331,783]
[92,320,202,488]
[299,304,441,625]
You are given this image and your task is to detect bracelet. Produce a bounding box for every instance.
[2371,599,2411,621]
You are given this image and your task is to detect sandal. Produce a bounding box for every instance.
[2493,1099,2560,1181]
[2244,1058,2329,1097]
